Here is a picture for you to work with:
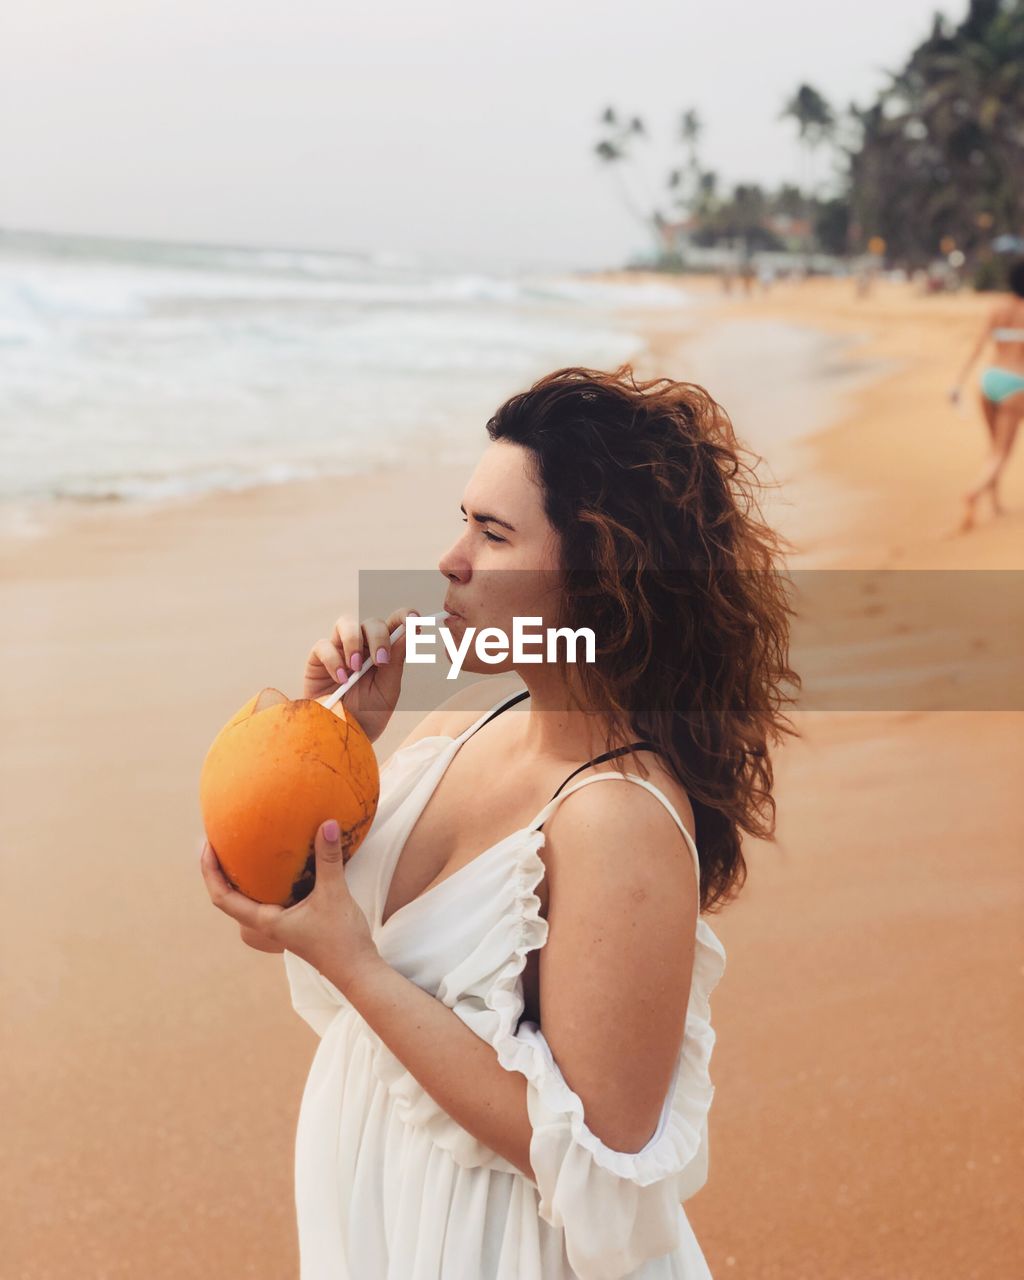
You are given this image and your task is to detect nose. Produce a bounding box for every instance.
[438,540,470,583]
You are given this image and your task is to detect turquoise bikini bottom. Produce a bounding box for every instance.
[980,366,1024,404]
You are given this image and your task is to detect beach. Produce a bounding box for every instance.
[2,274,1021,1278]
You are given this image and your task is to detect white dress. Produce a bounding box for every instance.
[283,687,727,1280]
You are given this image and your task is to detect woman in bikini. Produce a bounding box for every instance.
[202,363,801,1278]
[949,257,1024,533]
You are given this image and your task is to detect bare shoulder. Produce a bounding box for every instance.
[555,751,697,845]
[534,760,701,1151]
[541,757,700,913]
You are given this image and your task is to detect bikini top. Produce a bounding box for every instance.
[992,327,1024,342]
[472,688,663,830]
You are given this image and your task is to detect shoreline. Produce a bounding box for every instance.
[0,273,877,574]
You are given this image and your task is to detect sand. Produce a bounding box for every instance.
[1,275,1020,1278]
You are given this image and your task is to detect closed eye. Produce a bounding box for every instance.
[461,516,506,543]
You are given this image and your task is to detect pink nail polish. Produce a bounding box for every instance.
[350,652,362,671]
[336,666,347,682]
[376,646,389,664]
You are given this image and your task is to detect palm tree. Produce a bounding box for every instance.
[893,0,1023,249]
[594,105,665,257]
[845,0,1022,271]
[665,108,708,260]
[780,83,836,265]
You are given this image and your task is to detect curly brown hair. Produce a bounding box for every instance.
[485,362,802,915]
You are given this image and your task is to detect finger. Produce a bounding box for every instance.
[379,606,419,668]
[200,842,282,932]
[387,605,420,639]
[311,637,348,684]
[360,617,391,668]
[331,616,367,672]
[314,816,348,871]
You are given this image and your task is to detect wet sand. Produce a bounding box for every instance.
[1,274,1020,1278]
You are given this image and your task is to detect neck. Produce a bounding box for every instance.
[512,669,639,762]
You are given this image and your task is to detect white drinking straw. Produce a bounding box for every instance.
[318,611,450,711]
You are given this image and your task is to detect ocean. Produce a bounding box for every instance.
[0,230,693,540]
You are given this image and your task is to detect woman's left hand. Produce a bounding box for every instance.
[199,819,381,994]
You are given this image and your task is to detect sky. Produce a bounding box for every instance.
[0,0,970,271]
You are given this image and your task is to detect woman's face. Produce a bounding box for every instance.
[437,440,564,676]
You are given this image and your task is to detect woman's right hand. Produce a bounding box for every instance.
[302,607,420,744]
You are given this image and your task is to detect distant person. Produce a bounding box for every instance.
[855,262,878,298]
[948,257,1024,532]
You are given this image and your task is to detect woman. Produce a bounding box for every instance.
[949,257,1024,533]
[201,364,800,1278]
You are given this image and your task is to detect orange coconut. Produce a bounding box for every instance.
[199,687,379,906]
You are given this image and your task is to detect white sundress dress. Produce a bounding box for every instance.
[283,686,728,1280]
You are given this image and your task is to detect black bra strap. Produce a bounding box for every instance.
[472,688,530,732]
[549,741,661,802]
[467,688,663,817]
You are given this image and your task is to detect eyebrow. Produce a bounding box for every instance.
[460,502,516,532]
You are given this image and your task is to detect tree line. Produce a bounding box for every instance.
[596,0,1023,286]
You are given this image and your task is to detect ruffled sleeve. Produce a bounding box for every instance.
[436,832,727,1280]
[282,948,351,1037]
